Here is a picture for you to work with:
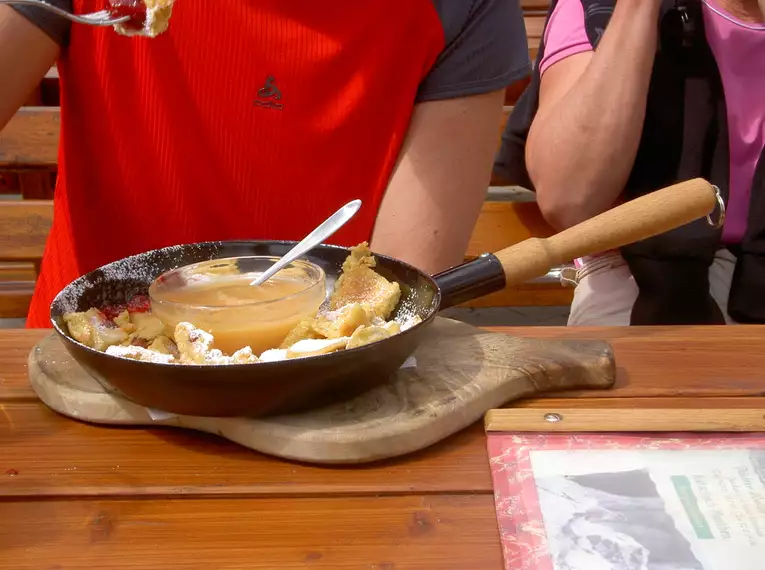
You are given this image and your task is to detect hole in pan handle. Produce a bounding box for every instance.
[434,178,719,309]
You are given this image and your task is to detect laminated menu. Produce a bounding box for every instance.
[487,433,765,570]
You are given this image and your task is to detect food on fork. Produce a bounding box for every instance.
[62,242,422,365]
[110,0,175,38]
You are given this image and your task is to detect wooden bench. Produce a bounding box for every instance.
[0,200,52,317]
[0,197,570,319]
[3,65,62,198]
[0,107,58,199]
[3,103,517,197]
[0,114,573,319]
[523,1,547,62]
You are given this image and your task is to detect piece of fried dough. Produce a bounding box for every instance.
[330,243,400,320]
[148,335,179,357]
[312,303,375,339]
[230,346,259,364]
[64,308,128,351]
[174,322,216,364]
[286,337,349,359]
[346,321,401,349]
[280,316,323,348]
[106,344,175,364]
[259,348,289,362]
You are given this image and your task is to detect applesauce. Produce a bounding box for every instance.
[149,257,326,355]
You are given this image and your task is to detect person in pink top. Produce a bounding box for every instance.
[496,0,765,326]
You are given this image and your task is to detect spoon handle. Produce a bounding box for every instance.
[249,199,363,286]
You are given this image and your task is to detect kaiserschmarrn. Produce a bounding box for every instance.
[63,243,421,365]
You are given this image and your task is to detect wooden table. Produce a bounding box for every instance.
[1,326,764,569]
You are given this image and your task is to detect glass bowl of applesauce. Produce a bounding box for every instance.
[148,256,326,356]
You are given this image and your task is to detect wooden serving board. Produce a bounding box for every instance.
[28,318,616,464]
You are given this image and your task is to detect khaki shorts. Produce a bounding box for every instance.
[567,249,736,326]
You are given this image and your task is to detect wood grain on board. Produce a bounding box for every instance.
[4,326,765,403]
[0,199,52,316]
[0,107,59,167]
[1,326,765,499]
[0,200,53,261]
[0,495,504,570]
[2,322,762,568]
[3,398,764,499]
[466,201,555,256]
[0,197,574,316]
[485,407,765,433]
[27,319,615,464]
[0,401,494,498]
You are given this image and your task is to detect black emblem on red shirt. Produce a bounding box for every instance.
[254,76,283,110]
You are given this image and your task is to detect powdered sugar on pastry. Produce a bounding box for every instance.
[346,324,396,349]
[329,242,401,320]
[64,308,129,351]
[174,322,215,364]
[171,322,259,365]
[259,349,289,362]
[311,303,375,339]
[286,337,349,359]
[106,344,175,364]
[230,346,259,364]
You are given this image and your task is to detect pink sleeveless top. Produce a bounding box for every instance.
[542,0,765,249]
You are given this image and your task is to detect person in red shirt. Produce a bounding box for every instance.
[0,0,532,328]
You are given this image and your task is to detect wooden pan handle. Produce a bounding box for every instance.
[494,178,720,286]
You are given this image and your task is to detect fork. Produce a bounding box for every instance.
[1,0,131,26]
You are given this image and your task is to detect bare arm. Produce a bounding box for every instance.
[370,90,504,275]
[526,0,662,229]
[0,5,60,129]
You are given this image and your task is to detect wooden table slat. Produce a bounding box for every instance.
[4,327,765,403]
[0,495,503,570]
[0,402,493,499]
[2,397,764,499]
[0,330,47,402]
[2,324,764,568]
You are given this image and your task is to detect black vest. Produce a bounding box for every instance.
[496,0,765,325]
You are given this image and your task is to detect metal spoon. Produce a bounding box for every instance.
[249,199,362,286]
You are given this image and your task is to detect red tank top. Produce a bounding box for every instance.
[27,0,445,327]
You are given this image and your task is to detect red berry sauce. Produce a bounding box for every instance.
[108,0,148,31]
[101,294,152,321]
